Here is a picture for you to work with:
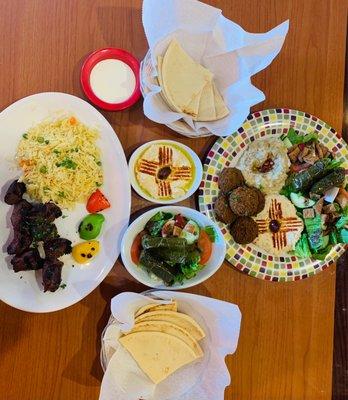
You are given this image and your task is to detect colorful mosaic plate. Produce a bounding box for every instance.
[198,108,348,282]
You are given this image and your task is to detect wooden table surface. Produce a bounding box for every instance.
[0,1,347,399]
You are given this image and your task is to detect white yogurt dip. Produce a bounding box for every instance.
[90,59,136,104]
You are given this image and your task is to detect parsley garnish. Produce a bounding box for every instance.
[57,158,77,170]
[45,140,50,145]
[60,283,67,289]
[53,149,60,155]
[37,136,44,143]
[96,182,102,187]
[40,166,48,174]
[96,161,102,166]
[58,191,65,198]
[22,133,28,139]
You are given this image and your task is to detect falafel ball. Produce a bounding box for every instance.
[252,187,266,214]
[218,167,244,194]
[214,195,237,224]
[230,216,258,244]
[229,186,259,216]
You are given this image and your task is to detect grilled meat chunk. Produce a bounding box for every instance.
[10,200,32,230]
[4,180,26,205]
[7,227,32,255]
[27,218,59,242]
[26,202,62,223]
[11,248,43,272]
[44,238,72,259]
[42,259,63,292]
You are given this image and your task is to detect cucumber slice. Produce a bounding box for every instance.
[282,137,293,149]
[290,192,315,208]
[180,220,200,244]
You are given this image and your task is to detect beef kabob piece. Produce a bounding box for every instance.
[11,249,43,272]
[4,180,26,205]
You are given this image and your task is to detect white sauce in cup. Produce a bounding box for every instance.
[90,59,136,104]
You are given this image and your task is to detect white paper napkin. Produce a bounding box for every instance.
[141,0,289,137]
[99,291,242,400]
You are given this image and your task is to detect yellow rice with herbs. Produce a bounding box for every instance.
[16,116,103,209]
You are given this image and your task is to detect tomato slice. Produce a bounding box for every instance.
[197,230,212,265]
[130,231,146,264]
[86,189,110,213]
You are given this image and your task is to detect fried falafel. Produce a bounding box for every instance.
[229,186,259,216]
[218,167,244,194]
[214,195,237,224]
[230,216,259,244]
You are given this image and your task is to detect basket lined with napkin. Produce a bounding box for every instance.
[140,0,289,137]
[99,291,241,400]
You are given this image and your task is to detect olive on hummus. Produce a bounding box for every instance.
[135,143,194,200]
[237,138,290,194]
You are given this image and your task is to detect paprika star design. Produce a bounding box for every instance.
[136,145,192,198]
[255,197,304,252]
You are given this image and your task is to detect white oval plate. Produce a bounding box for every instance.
[0,92,131,312]
[128,140,203,204]
[121,206,226,289]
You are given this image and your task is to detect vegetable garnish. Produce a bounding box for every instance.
[130,231,146,264]
[72,240,100,264]
[86,189,110,213]
[78,213,105,240]
[283,128,348,260]
[204,226,217,242]
[285,127,319,145]
[56,158,78,170]
[197,230,212,265]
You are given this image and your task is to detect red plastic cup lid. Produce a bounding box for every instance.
[80,48,141,111]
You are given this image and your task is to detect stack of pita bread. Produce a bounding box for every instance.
[157,39,229,122]
[118,300,205,384]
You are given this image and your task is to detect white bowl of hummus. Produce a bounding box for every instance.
[129,140,203,204]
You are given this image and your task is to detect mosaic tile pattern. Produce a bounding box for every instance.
[198,109,348,282]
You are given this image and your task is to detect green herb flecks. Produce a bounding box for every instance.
[45,140,50,145]
[40,166,48,174]
[37,136,44,143]
[53,149,60,155]
[58,191,65,198]
[56,158,77,170]
[22,133,28,139]
[60,283,67,289]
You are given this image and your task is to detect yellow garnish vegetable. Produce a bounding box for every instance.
[72,241,100,264]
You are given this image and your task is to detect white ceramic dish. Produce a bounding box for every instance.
[121,206,226,289]
[0,92,131,312]
[128,140,203,204]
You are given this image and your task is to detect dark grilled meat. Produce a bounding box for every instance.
[7,227,32,255]
[10,200,32,230]
[26,202,62,223]
[42,259,63,292]
[27,219,59,242]
[4,180,26,205]
[11,248,43,272]
[44,238,72,259]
